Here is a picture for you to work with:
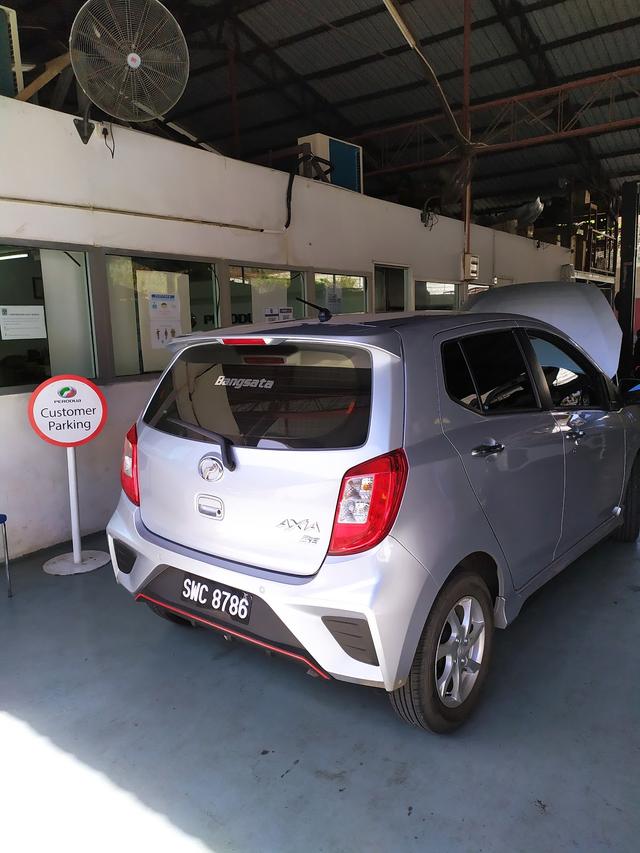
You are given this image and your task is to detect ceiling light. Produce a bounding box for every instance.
[0,253,28,261]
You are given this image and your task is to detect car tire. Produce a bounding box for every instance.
[146,601,194,627]
[389,572,494,734]
[612,458,640,542]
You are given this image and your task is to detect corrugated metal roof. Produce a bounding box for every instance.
[547,25,640,77]
[239,0,378,44]
[527,0,637,42]
[31,0,637,207]
[275,17,408,76]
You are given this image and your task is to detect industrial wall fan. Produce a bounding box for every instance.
[69,0,189,142]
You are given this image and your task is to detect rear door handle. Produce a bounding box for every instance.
[472,443,505,457]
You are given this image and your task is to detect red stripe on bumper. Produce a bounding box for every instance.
[136,592,331,680]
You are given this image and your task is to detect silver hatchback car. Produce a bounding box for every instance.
[107,295,640,733]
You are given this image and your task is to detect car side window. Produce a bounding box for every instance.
[441,341,480,410]
[443,330,538,414]
[461,331,538,413]
[527,332,606,410]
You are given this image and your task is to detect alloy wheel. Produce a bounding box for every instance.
[434,595,486,708]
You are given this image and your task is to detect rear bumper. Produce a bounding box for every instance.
[107,494,439,690]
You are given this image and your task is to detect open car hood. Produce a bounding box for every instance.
[465,281,621,377]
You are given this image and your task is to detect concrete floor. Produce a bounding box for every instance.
[1,532,638,853]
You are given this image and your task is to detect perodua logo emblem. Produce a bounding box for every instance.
[199,456,224,482]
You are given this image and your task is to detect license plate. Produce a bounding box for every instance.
[180,573,252,625]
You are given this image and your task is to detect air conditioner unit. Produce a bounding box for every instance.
[298,133,363,193]
[0,5,23,96]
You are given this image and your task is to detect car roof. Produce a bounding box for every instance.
[171,310,541,348]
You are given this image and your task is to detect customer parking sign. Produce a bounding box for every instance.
[28,375,107,447]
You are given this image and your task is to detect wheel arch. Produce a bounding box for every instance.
[447,551,501,605]
[393,550,506,690]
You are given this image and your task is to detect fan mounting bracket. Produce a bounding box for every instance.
[74,99,95,145]
[74,116,96,145]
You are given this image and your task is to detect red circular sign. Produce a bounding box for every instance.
[28,374,108,448]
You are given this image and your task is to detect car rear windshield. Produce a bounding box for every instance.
[143,342,372,449]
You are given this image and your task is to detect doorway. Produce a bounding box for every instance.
[374,265,408,312]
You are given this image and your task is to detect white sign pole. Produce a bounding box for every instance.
[67,446,82,565]
[28,375,111,576]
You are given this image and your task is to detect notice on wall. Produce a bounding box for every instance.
[264,306,294,323]
[149,293,181,349]
[0,305,47,340]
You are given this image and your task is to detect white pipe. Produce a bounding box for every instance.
[66,447,82,565]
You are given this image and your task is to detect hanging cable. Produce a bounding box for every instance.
[381,0,471,150]
[102,122,116,158]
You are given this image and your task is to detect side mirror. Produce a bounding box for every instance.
[618,378,640,406]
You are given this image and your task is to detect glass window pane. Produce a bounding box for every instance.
[416,281,456,310]
[144,342,372,449]
[106,255,220,376]
[0,245,94,388]
[442,341,479,409]
[461,331,538,413]
[230,266,305,325]
[528,332,604,409]
[315,273,366,315]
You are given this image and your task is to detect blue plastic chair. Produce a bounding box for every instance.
[0,515,10,598]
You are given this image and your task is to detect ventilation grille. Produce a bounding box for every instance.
[0,6,23,96]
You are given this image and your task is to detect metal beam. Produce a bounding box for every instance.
[198,53,640,152]
[196,14,359,145]
[15,52,70,102]
[618,181,639,375]
[187,0,568,85]
[231,64,639,159]
[174,0,570,121]
[365,115,640,177]
[489,0,614,194]
[49,64,74,110]
[353,63,640,142]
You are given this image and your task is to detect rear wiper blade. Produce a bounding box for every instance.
[166,417,236,471]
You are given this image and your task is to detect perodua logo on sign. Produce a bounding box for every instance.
[199,456,224,482]
[57,386,77,399]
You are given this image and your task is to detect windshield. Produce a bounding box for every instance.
[143,342,372,449]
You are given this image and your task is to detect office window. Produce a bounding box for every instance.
[415,281,457,310]
[106,255,220,376]
[0,245,94,388]
[315,273,366,315]
[229,266,304,325]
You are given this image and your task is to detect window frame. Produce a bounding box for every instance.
[0,242,98,395]
[313,271,368,315]
[441,328,543,417]
[519,328,612,413]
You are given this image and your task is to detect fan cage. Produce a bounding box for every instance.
[69,0,189,122]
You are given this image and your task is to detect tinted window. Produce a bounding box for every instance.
[144,342,371,449]
[460,331,538,413]
[528,333,605,409]
[442,341,479,409]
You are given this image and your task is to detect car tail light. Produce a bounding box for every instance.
[328,450,408,556]
[121,424,140,506]
[221,338,266,345]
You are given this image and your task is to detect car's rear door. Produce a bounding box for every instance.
[437,326,565,591]
[524,329,625,553]
[136,334,403,576]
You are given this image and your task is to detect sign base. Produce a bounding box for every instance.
[43,550,111,576]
